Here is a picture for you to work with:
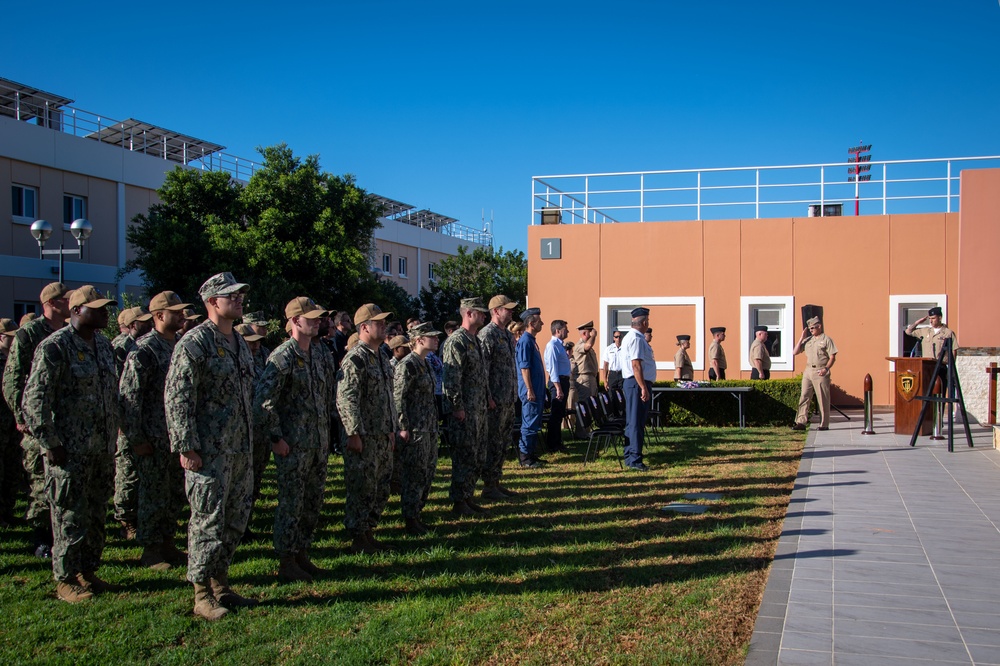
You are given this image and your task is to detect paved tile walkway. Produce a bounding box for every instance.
[746,412,1000,665]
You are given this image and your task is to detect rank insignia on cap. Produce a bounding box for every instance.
[297,358,305,368]
[77,351,85,362]
[217,347,225,357]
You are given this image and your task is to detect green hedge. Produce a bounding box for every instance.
[651,378,815,427]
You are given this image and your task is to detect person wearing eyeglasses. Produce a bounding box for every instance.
[601,330,625,394]
[792,317,838,431]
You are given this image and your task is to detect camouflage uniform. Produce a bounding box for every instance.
[393,352,438,520]
[2,317,57,531]
[0,345,23,522]
[119,331,184,546]
[255,339,335,556]
[166,319,255,584]
[250,344,271,504]
[22,326,117,582]
[111,332,140,528]
[442,328,488,503]
[336,343,395,536]
[478,322,517,486]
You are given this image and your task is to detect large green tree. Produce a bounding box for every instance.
[418,246,527,327]
[123,144,388,318]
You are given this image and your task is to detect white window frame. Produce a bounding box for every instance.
[428,262,436,281]
[398,256,407,277]
[888,294,947,369]
[599,296,705,371]
[740,296,795,372]
[381,253,391,275]
[11,184,38,222]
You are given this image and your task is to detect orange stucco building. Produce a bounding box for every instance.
[527,168,1000,412]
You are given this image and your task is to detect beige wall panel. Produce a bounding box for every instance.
[703,218,742,378]
[958,170,1000,347]
[740,217,793,295]
[888,214,946,294]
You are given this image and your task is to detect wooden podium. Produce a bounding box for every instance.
[887,357,938,435]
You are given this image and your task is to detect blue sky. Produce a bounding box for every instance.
[4,1,999,252]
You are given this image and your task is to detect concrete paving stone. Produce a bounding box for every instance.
[746,631,782,666]
[965,643,1000,665]
[833,604,956,627]
[953,611,1000,630]
[833,561,937,585]
[834,616,964,642]
[960,628,1000,647]
[750,614,786,634]
[783,613,834,636]
[787,587,832,606]
[789,577,833,592]
[835,591,952,612]
[832,654,970,666]
[780,631,832,652]
[775,648,833,665]
[832,634,973,661]
[946,598,1000,615]
[827,548,931,565]
[833,578,942,597]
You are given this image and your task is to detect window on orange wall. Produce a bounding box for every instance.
[740,296,794,373]
[382,253,391,275]
[398,256,407,277]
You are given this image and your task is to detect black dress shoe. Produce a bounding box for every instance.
[790,423,807,431]
[626,462,649,472]
[817,426,829,431]
[519,458,541,469]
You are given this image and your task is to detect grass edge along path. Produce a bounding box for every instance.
[0,426,805,665]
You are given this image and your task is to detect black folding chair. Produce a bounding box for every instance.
[577,400,624,468]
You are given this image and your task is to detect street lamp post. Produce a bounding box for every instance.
[29,218,93,284]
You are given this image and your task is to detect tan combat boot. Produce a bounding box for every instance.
[161,537,187,567]
[79,571,123,593]
[278,554,313,583]
[404,517,429,536]
[120,520,138,541]
[140,544,171,571]
[480,482,506,502]
[57,579,94,603]
[211,572,258,607]
[295,551,323,577]
[365,530,389,552]
[193,582,228,621]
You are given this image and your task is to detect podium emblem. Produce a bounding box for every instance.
[897,370,920,402]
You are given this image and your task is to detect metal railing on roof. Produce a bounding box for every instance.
[531,156,1000,225]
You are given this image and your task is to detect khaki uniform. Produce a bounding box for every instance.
[750,338,771,379]
[708,340,726,379]
[442,328,487,504]
[674,348,693,380]
[905,324,957,360]
[795,333,838,428]
[2,317,57,530]
[22,325,118,582]
[112,332,140,527]
[255,339,335,557]
[165,320,255,584]
[478,322,517,486]
[393,352,438,520]
[336,343,395,536]
[119,331,185,547]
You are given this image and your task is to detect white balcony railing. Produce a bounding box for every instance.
[532,156,1000,225]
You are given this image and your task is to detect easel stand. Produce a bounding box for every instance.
[909,339,973,451]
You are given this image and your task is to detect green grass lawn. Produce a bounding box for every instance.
[0,427,804,665]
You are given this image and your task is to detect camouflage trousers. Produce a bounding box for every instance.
[343,433,393,535]
[21,435,50,528]
[44,451,114,581]
[273,446,327,556]
[447,409,485,503]
[398,431,438,519]
[113,433,138,524]
[251,435,271,504]
[136,447,186,546]
[483,402,515,486]
[0,428,23,519]
[184,451,252,584]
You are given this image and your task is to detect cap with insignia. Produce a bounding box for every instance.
[806,316,822,328]
[488,295,518,310]
[409,322,442,338]
[577,320,594,330]
[388,335,410,350]
[183,308,202,321]
[754,325,768,334]
[284,297,330,320]
[19,313,37,326]
[928,306,943,317]
[630,307,650,318]
[149,291,192,312]
[354,303,392,326]
[198,272,249,302]
[235,323,264,342]
[69,285,117,309]
[347,332,360,348]
[0,318,17,336]
[39,282,68,304]
[710,326,726,334]
[520,307,541,322]
[120,306,153,326]
[676,334,691,342]
[460,297,489,313]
